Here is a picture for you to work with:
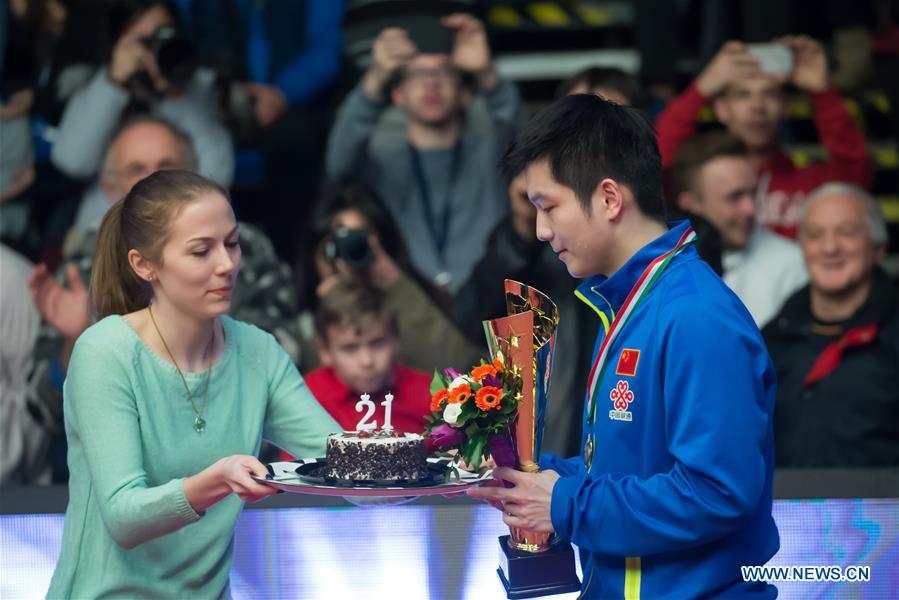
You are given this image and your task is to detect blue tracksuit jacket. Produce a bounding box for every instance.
[541,221,780,598]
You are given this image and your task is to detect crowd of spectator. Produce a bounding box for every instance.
[2,0,898,485]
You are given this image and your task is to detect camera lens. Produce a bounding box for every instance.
[143,26,197,88]
[332,228,373,269]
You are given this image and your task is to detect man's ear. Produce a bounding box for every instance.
[127,249,155,283]
[677,190,700,214]
[593,178,624,220]
[316,336,333,366]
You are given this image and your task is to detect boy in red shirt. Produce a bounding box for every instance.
[299,281,432,441]
[657,36,871,239]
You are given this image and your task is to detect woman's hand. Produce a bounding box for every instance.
[219,455,278,502]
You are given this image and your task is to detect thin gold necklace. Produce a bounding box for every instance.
[148,304,214,433]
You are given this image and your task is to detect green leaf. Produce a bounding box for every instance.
[463,432,489,471]
[430,371,446,396]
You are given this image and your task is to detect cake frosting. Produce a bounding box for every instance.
[325,430,428,481]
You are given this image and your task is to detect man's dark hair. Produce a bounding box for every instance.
[501,94,666,220]
[556,66,640,105]
[670,130,748,198]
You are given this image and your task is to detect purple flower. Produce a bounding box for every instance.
[483,373,502,389]
[443,367,462,380]
[425,424,465,452]
[489,428,518,471]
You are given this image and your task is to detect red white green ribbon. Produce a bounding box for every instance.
[586,228,696,422]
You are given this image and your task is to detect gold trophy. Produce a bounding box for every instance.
[482,280,580,597]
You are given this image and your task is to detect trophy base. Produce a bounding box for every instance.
[497,535,581,599]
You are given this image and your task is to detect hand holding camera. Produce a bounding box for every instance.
[109,6,170,89]
[108,6,196,96]
[110,31,159,88]
[317,229,402,298]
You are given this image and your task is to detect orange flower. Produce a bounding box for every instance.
[470,364,497,382]
[448,383,472,404]
[492,356,505,372]
[430,389,449,412]
[475,386,503,411]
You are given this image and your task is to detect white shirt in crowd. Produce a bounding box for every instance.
[722,226,808,328]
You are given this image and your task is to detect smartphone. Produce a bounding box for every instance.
[746,43,793,76]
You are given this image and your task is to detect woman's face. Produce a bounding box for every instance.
[150,192,241,319]
[330,209,370,231]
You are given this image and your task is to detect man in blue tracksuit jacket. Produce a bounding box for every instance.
[469,95,779,598]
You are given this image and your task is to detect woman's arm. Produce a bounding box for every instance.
[260,331,341,458]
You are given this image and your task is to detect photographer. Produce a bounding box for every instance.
[296,186,482,375]
[50,0,233,203]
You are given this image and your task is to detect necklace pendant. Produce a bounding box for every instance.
[193,415,206,433]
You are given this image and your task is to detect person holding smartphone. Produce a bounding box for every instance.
[656,36,871,239]
[324,13,521,295]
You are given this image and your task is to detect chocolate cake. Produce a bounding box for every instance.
[325,430,429,481]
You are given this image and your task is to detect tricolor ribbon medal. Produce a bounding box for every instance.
[585,228,696,426]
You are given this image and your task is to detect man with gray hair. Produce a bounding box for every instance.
[763,183,899,467]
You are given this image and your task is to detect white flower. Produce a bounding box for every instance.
[449,375,473,390]
[443,403,463,426]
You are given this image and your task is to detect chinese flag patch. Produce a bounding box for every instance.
[615,349,640,377]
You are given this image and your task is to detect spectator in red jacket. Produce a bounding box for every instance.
[307,280,432,433]
[657,36,871,239]
[280,281,432,460]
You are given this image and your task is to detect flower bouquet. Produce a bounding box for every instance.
[423,353,522,471]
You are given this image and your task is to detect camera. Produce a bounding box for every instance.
[324,228,373,270]
[141,26,197,89]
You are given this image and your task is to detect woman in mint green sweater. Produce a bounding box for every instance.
[47,170,340,599]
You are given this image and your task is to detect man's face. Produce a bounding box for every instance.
[100,122,192,203]
[320,320,398,394]
[391,54,469,126]
[687,156,757,250]
[525,159,612,278]
[799,192,883,298]
[713,77,785,150]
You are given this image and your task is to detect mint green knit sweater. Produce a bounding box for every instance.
[48,315,339,599]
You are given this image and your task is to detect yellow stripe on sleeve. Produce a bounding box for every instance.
[624,556,641,599]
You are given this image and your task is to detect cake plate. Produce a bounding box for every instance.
[253,457,492,497]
